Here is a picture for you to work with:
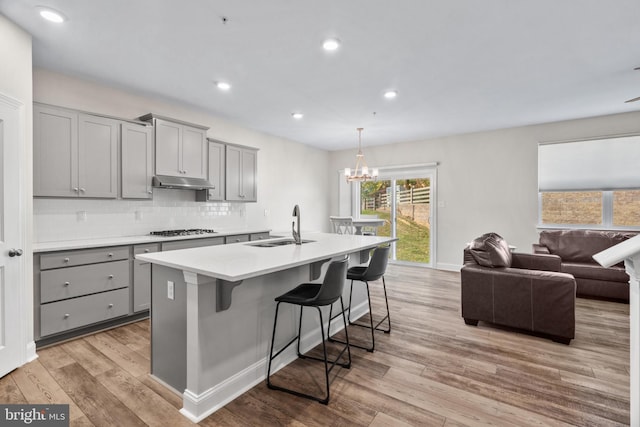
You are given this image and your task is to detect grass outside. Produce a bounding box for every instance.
[362,209,430,263]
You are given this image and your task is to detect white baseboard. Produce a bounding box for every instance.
[436,262,462,272]
[179,300,370,422]
[25,341,37,363]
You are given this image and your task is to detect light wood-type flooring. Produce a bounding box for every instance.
[0,265,630,426]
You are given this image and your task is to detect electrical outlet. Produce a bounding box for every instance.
[167,281,175,300]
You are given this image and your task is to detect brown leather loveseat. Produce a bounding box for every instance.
[533,229,636,302]
[461,232,576,344]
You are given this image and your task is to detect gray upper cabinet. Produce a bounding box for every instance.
[197,139,225,201]
[34,104,78,197]
[145,115,207,179]
[226,145,257,202]
[78,114,118,198]
[34,104,118,198]
[121,122,153,199]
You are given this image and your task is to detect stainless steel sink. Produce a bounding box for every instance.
[248,239,315,247]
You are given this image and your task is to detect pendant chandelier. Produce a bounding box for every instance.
[344,127,378,182]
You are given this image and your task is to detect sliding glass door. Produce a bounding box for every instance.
[358,168,435,266]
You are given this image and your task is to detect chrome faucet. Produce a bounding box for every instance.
[292,205,301,245]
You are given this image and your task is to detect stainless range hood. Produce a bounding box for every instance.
[152,175,215,190]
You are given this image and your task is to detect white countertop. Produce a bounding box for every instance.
[32,228,272,253]
[136,232,396,282]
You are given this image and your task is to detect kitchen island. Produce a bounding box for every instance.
[136,232,396,422]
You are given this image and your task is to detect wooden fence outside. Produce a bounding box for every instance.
[363,187,430,210]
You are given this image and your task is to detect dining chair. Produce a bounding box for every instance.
[329,216,354,235]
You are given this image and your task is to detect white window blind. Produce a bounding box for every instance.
[538,135,640,191]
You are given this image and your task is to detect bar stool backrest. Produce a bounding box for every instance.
[313,258,349,306]
[362,245,391,282]
[329,216,354,235]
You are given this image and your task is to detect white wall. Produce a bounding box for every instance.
[33,69,330,241]
[329,111,640,270]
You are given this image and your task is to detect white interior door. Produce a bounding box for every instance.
[0,94,25,377]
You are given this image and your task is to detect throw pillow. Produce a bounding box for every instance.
[469,232,512,268]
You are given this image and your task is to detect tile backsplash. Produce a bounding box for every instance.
[33,189,247,242]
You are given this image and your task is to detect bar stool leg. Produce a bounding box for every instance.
[380,276,391,333]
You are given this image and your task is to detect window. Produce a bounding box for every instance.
[538,135,640,229]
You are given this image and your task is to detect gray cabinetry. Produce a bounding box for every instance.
[34,104,118,198]
[78,114,119,197]
[34,104,78,197]
[161,237,224,251]
[226,145,257,202]
[142,114,208,179]
[133,243,159,312]
[196,139,225,201]
[225,234,250,244]
[250,232,270,241]
[121,122,153,199]
[36,246,131,340]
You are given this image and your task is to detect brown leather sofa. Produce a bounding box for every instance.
[461,233,576,344]
[533,229,636,302]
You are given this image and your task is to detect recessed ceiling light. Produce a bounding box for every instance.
[216,81,231,91]
[291,112,304,119]
[383,90,398,99]
[38,7,66,23]
[322,38,340,51]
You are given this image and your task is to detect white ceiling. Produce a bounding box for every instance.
[2,0,640,151]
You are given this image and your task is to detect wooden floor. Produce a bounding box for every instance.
[0,265,630,426]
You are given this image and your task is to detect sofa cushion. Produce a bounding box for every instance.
[469,232,512,268]
[561,262,629,283]
[539,229,637,263]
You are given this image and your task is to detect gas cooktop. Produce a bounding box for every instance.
[150,229,216,237]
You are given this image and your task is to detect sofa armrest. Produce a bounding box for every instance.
[461,265,576,340]
[511,252,562,272]
[533,243,550,254]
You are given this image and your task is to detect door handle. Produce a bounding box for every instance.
[8,248,23,257]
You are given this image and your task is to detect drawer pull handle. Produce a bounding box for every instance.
[108,304,114,308]
[108,275,114,279]
[144,249,150,253]
[107,253,113,257]
[235,239,240,242]
[64,314,70,319]
[63,257,70,263]
[64,282,70,287]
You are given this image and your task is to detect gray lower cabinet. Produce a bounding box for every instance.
[35,233,269,344]
[133,243,160,312]
[36,246,131,340]
[40,288,130,337]
[34,103,119,198]
[161,237,225,251]
[225,234,250,244]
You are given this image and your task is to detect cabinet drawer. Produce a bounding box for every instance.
[40,246,129,270]
[225,234,250,244]
[134,243,160,256]
[249,232,270,241]
[40,288,130,337]
[161,237,224,251]
[40,260,130,303]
